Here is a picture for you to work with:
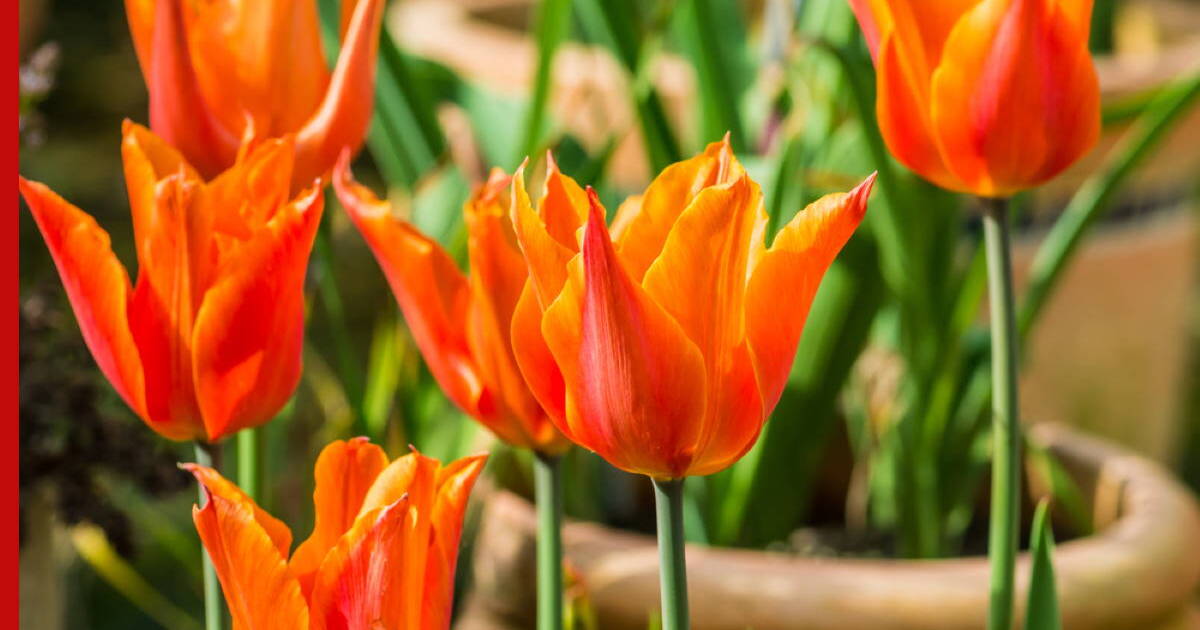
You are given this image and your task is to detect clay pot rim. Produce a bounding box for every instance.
[476,423,1200,629]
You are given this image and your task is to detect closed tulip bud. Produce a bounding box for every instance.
[850,0,1100,197]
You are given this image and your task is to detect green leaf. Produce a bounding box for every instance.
[521,0,573,161]
[1025,500,1061,630]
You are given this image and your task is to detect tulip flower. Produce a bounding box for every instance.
[124,0,384,188]
[184,438,486,629]
[335,153,576,629]
[509,138,874,480]
[849,0,1099,197]
[19,121,323,443]
[333,154,569,456]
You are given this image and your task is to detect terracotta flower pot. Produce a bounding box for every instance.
[458,424,1200,630]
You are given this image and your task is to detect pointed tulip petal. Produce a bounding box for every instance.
[538,154,588,249]
[184,464,293,557]
[19,178,149,431]
[294,0,385,188]
[510,166,576,309]
[334,158,487,420]
[542,192,708,478]
[290,438,390,598]
[188,467,309,630]
[746,175,873,412]
[190,186,323,441]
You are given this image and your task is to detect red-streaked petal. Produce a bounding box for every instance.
[641,175,766,476]
[294,0,385,189]
[187,466,309,630]
[542,191,708,479]
[290,438,390,598]
[19,178,150,430]
[333,157,486,420]
[308,499,409,630]
[746,175,873,413]
[146,0,238,179]
[190,186,323,441]
[420,454,488,629]
[126,174,207,437]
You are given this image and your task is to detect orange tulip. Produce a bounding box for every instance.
[124,0,384,188]
[19,121,323,442]
[508,139,874,479]
[185,438,486,629]
[333,154,569,455]
[849,0,1100,197]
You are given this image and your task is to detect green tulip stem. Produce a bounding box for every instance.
[652,477,690,630]
[982,197,1020,630]
[534,452,565,630]
[193,442,223,630]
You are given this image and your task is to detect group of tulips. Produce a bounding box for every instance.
[20,0,1100,628]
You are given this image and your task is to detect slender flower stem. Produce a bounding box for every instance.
[982,197,1020,630]
[652,477,689,630]
[237,429,259,501]
[533,453,564,630]
[193,442,224,630]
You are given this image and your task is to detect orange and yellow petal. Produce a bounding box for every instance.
[641,175,767,477]
[745,175,874,412]
[615,139,741,282]
[190,186,323,441]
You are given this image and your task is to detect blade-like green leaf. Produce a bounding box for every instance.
[1025,500,1061,630]
[521,0,573,161]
